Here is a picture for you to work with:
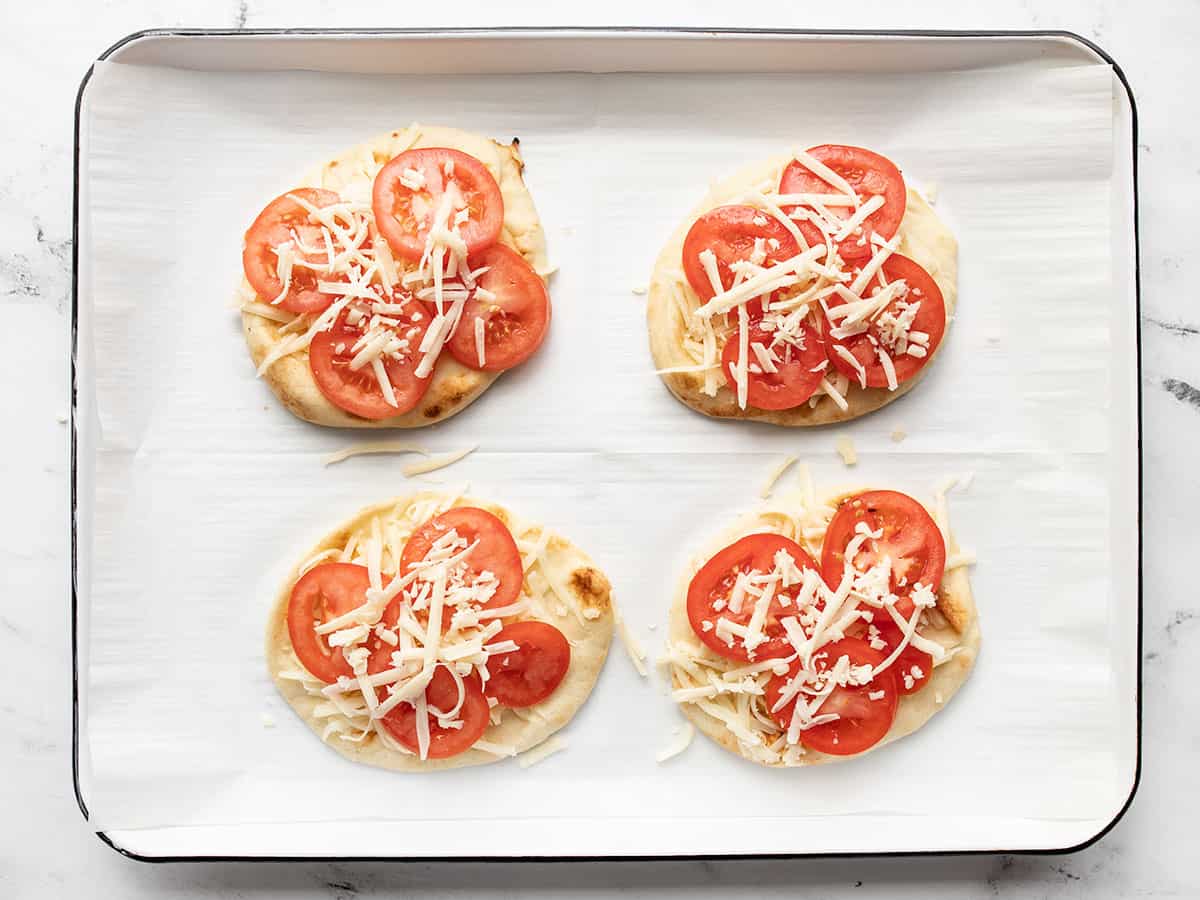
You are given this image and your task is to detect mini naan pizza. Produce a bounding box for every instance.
[648,145,957,425]
[664,475,978,766]
[267,492,613,770]
[239,124,552,428]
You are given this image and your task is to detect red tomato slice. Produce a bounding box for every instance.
[394,507,524,619]
[778,145,906,261]
[485,620,571,707]
[372,147,504,262]
[872,620,933,695]
[765,637,898,756]
[446,244,551,371]
[308,295,434,420]
[721,319,828,410]
[286,563,371,683]
[820,490,946,621]
[687,533,819,662]
[377,663,491,759]
[823,254,946,389]
[243,188,345,314]
[682,205,801,302]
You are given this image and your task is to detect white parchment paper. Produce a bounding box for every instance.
[79,58,1132,838]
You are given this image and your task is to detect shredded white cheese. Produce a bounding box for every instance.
[517,734,568,769]
[241,301,297,324]
[402,446,477,477]
[616,609,649,678]
[836,435,858,466]
[791,148,860,204]
[474,316,487,368]
[760,455,798,499]
[473,739,518,757]
[322,441,429,467]
[819,376,849,412]
[655,722,696,763]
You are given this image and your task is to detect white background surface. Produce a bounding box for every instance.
[2,0,1197,896]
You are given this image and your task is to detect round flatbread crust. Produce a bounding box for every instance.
[647,155,958,426]
[668,488,979,767]
[266,493,614,771]
[241,125,550,428]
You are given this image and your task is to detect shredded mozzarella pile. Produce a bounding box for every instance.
[288,505,624,762]
[669,152,928,408]
[286,500,581,761]
[615,607,649,678]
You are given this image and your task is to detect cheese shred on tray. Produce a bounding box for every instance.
[266,492,614,771]
[239,124,553,429]
[663,467,979,767]
[646,144,958,427]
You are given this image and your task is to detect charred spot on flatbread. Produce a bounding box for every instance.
[569,567,611,614]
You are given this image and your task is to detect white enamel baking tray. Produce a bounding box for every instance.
[72,27,1140,861]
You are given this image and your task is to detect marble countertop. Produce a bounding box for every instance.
[3,0,1194,896]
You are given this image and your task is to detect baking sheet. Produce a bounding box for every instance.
[78,56,1131,843]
